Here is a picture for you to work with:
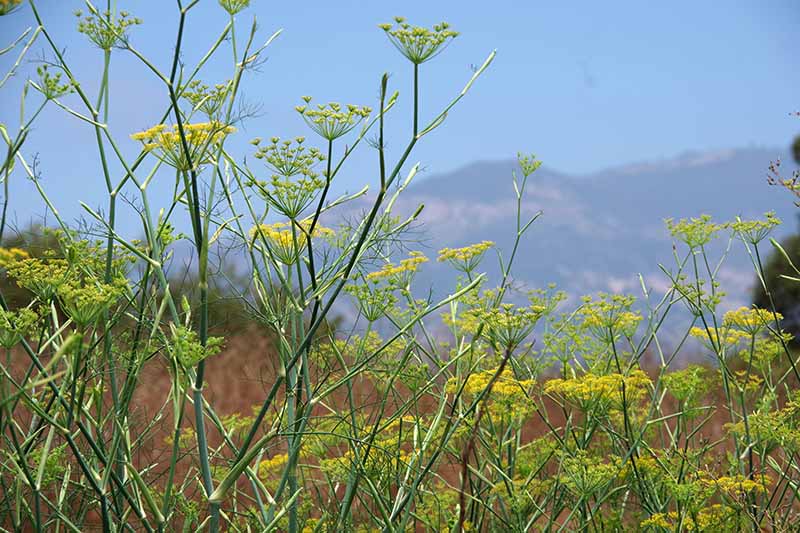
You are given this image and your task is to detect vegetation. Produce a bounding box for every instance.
[1,3,799,532]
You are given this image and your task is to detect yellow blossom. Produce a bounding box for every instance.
[437,241,493,272]
[0,246,29,266]
[130,121,235,171]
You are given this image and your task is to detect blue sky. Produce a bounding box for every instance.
[0,1,798,234]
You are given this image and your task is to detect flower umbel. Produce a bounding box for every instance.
[131,122,235,171]
[379,17,459,64]
[0,0,22,16]
[75,9,142,50]
[180,79,232,120]
[218,0,250,15]
[437,241,494,273]
[665,214,724,249]
[295,97,371,141]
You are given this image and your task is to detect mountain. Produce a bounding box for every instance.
[390,147,798,311]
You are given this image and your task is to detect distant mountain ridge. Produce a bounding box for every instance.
[391,147,797,310]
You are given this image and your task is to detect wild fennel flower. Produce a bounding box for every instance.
[346,281,398,322]
[252,137,326,218]
[437,241,494,273]
[0,0,22,16]
[180,79,232,120]
[730,211,781,244]
[672,275,726,315]
[75,9,142,50]
[0,246,28,266]
[517,152,542,177]
[578,293,642,340]
[722,306,778,336]
[295,97,371,141]
[254,136,325,176]
[36,65,74,100]
[689,326,749,349]
[366,251,428,286]
[740,334,792,372]
[447,367,536,419]
[249,220,334,265]
[5,256,70,301]
[57,278,128,327]
[665,214,725,249]
[258,453,288,487]
[662,364,711,405]
[544,369,652,410]
[218,0,250,15]
[171,325,225,367]
[558,451,624,499]
[702,474,770,496]
[0,307,39,348]
[131,122,235,171]
[378,17,459,64]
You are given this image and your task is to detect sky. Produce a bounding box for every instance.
[0,1,798,235]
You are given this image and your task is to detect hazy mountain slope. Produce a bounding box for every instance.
[392,147,797,309]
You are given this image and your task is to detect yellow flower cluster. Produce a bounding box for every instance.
[0,0,22,16]
[366,251,428,284]
[218,0,250,15]
[730,211,781,244]
[257,453,288,481]
[447,368,536,420]
[180,79,231,119]
[58,279,128,327]
[662,364,711,405]
[5,256,71,301]
[722,306,779,335]
[579,293,642,339]
[705,474,770,495]
[249,220,334,265]
[0,307,39,348]
[437,240,493,272]
[689,326,749,347]
[558,451,624,498]
[130,122,235,171]
[75,9,142,50]
[665,214,724,248]
[640,505,748,532]
[295,97,371,141]
[544,370,652,408]
[0,246,29,266]
[379,17,459,64]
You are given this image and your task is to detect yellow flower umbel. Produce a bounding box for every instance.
[437,241,494,273]
[722,306,778,336]
[0,307,39,348]
[251,137,326,218]
[257,453,288,489]
[249,220,334,266]
[295,97,372,141]
[0,246,29,267]
[218,0,250,15]
[665,214,725,249]
[5,256,71,301]
[57,278,128,327]
[131,122,235,171]
[75,9,142,50]
[366,251,428,287]
[544,369,652,411]
[447,367,537,421]
[689,326,749,350]
[180,79,232,120]
[730,211,781,244]
[379,17,459,65]
[578,293,642,342]
[0,0,23,16]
